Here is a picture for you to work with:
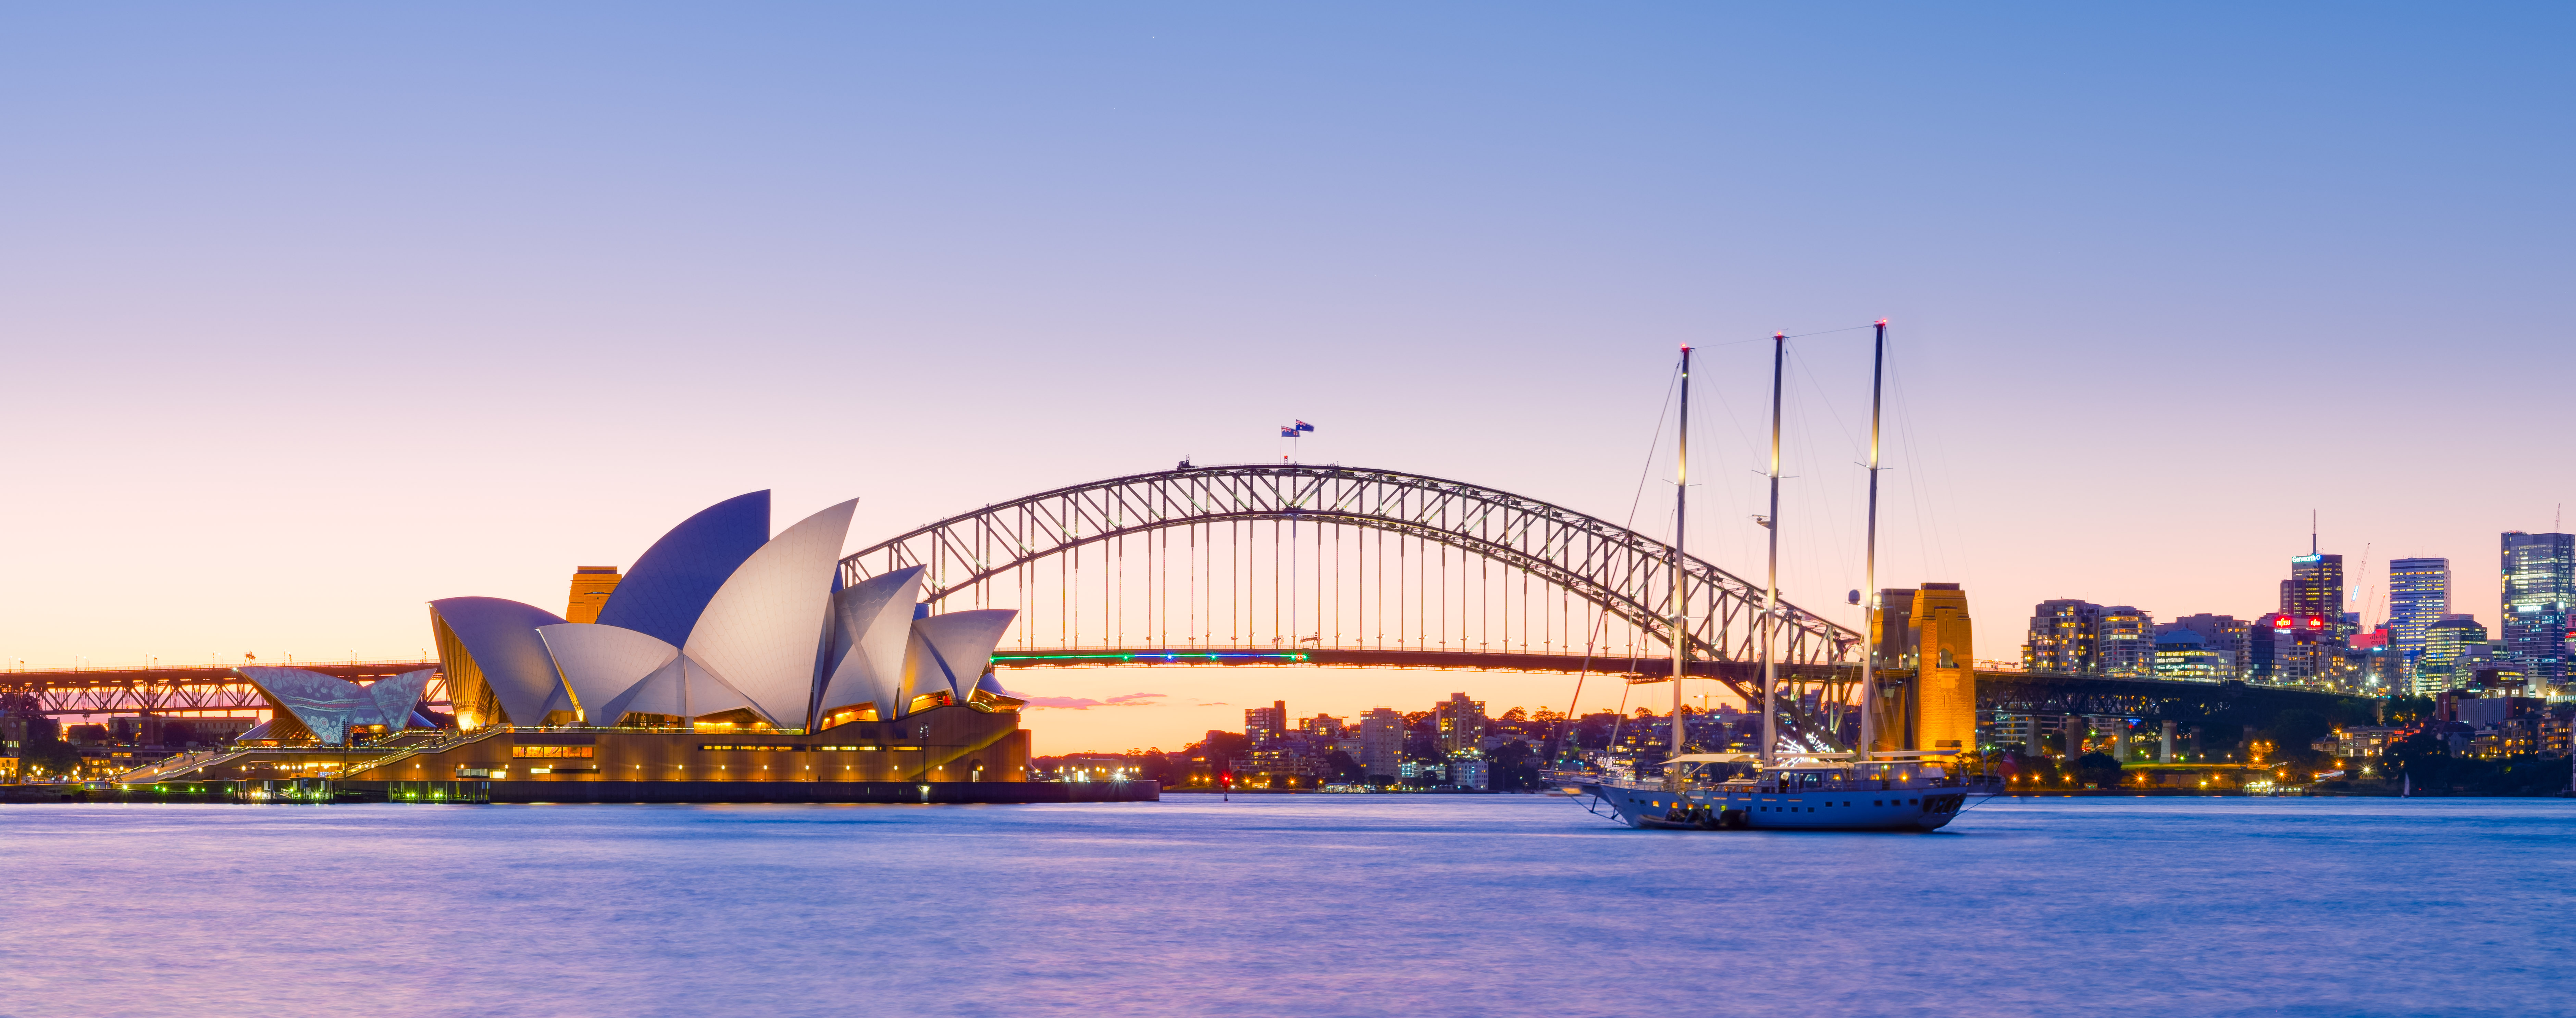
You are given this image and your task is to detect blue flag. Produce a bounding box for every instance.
[1280,426,1297,437]
[1294,420,1314,433]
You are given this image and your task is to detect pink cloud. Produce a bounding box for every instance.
[1019,692,1167,710]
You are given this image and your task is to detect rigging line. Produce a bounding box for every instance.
[1568,359,1684,724]
[1885,343,1954,582]
[1785,345,1861,614]
[1778,323,1880,340]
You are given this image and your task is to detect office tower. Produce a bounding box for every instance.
[2250,612,2332,687]
[1909,583,1976,753]
[1244,700,1287,745]
[2386,558,2450,683]
[1434,693,1485,754]
[2282,553,2346,619]
[2097,606,2155,677]
[2152,628,2227,679]
[2170,614,2251,679]
[2420,614,2487,695]
[2283,550,2350,674]
[563,566,622,624]
[2500,532,2574,685]
[1359,707,1404,778]
[2024,599,2104,672]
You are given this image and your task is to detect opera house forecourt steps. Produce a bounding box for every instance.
[107,490,1154,806]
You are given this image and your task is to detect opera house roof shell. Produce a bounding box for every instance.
[425,491,1017,737]
[236,666,436,745]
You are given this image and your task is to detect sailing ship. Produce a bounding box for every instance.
[1575,323,1997,831]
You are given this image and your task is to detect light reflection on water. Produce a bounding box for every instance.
[3,795,2570,1017]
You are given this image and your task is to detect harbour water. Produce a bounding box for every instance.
[5,795,2571,1017]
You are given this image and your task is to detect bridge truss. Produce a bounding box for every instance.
[841,464,1866,747]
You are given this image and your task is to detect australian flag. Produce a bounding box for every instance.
[1294,420,1314,433]
[1280,426,1297,437]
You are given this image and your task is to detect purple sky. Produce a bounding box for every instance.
[4,4,2568,751]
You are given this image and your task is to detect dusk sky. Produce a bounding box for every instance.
[5,4,2569,752]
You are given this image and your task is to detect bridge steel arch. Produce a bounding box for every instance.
[839,464,1866,744]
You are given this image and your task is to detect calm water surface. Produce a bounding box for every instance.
[5,795,2570,1017]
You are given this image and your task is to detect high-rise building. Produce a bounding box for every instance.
[2023,599,2104,673]
[2097,606,2155,677]
[2152,628,2228,680]
[2168,614,2251,679]
[564,566,622,624]
[2386,557,2451,684]
[2420,614,2487,696]
[1244,700,1287,745]
[1358,707,1404,778]
[2500,532,2574,686]
[2282,551,2350,675]
[2250,612,2332,687]
[2282,553,2345,619]
[1908,583,1976,753]
[1434,693,1485,755]
[1303,713,1345,739]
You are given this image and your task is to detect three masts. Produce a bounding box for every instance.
[1585,322,1989,831]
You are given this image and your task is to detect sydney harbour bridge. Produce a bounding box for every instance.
[4,464,2366,748]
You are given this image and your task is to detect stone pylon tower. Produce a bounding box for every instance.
[1907,583,1977,753]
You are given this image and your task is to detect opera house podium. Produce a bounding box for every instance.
[117,489,1154,805]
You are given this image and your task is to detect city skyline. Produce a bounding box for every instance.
[5,6,2572,756]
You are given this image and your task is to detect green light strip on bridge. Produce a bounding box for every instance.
[993,652,1311,663]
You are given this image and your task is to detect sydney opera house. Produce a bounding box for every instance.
[128,492,1145,804]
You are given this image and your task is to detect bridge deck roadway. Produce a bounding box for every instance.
[991,649,2376,714]
[0,661,446,716]
[990,647,1864,683]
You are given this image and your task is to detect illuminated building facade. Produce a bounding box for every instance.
[1434,692,1485,754]
[1245,701,1286,745]
[1908,583,1975,753]
[2249,612,2333,687]
[2387,557,2450,686]
[2097,606,2155,678]
[2023,599,2103,673]
[2169,614,2250,679]
[2151,629,2227,680]
[2500,531,2574,686]
[2282,552,2350,677]
[2420,614,2488,695]
[564,567,622,624]
[1359,707,1403,778]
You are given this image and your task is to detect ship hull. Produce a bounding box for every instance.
[1582,781,1973,832]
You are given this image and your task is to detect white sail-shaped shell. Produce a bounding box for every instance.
[538,623,680,725]
[594,653,757,724]
[367,669,435,727]
[682,499,857,728]
[430,597,569,726]
[816,566,924,719]
[912,610,1017,701]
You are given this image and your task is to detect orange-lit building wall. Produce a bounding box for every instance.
[1909,583,1977,753]
[565,567,622,624]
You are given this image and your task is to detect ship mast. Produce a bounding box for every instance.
[1761,331,1785,766]
[1858,320,1886,759]
[1670,345,1691,760]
